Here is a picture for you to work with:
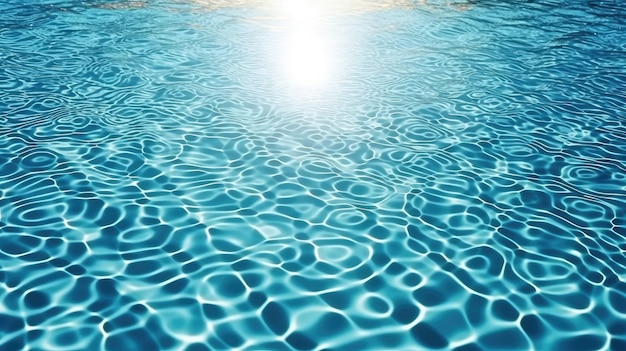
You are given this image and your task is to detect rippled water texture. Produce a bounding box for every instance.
[1,0,626,350]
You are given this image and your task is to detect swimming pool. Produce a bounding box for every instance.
[1,0,625,350]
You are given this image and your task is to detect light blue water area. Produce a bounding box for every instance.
[1,0,626,350]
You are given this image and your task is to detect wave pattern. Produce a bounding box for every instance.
[1,0,626,350]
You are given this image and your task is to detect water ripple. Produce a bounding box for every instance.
[1,1,626,351]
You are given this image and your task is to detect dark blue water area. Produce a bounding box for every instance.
[1,0,626,350]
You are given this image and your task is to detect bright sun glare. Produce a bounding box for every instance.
[285,31,331,87]
[279,0,334,88]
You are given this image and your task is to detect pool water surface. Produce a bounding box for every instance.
[1,0,626,350]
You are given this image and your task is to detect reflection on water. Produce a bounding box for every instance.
[92,0,478,12]
[277,1,334,88]
[283,30,332,88]
[92,0,149,9]
[179,0,476,13]
[1,0,626,351]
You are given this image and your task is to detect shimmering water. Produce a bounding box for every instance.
[1,0,626,350]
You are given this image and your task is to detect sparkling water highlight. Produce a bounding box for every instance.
[1,1,626,350]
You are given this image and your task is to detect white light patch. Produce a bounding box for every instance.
[279,0,322,25]
[275,0,335,88]
[284,30,332,88]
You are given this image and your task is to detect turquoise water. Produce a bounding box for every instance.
[1,0,626,350]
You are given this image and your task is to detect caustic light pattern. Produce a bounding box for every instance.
[1,0,626,350]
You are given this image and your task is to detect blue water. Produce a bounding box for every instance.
[1,0,626,350]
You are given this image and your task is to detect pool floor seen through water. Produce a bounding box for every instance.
[1,0,626,350]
